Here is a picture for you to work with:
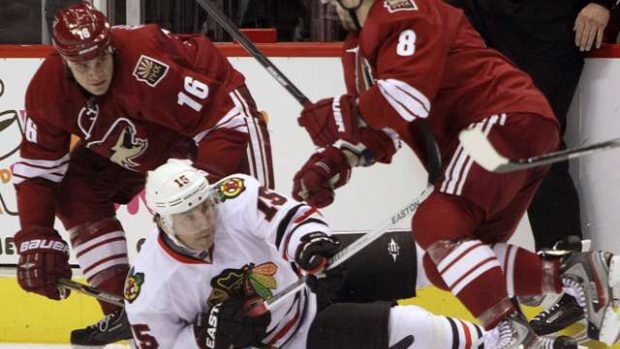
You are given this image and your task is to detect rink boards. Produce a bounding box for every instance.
[0,43,619,346]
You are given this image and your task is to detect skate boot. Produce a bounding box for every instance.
[560,251,620,345]
[70,308,133,348]
[529,293,585,335]
[528,236,590,336]
[483,311,583,349]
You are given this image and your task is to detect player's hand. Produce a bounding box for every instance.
[295,232,341,274]
[195,297,271,349]
[298,95,360,147]
[292,147,352,208]
[574,2,610,51]
[14,227,72,300]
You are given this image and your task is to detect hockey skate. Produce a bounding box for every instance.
[70,308,133,348]
[529,293,585,336]
[560,251,620,345]
[483,311,583,349]
[529,237,589,335]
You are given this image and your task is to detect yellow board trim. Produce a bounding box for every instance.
[0,277,617,348]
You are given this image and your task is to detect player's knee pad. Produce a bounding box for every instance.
[307,302,391,349]
[69,217,129,286]
[333,230,417,302]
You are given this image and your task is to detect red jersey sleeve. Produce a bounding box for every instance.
[356,6,448,132]
[14,67,72,232]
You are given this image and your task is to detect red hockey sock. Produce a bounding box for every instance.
[427,239,514,329]
[492,243,562,296]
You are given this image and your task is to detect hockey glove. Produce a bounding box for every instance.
[298,94,360,147]
[295,232,341,274]
[292,146,351,208]
[195,296,271,349]
[14,227,72,300]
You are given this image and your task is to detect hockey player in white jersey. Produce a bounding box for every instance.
[124,159,582,349]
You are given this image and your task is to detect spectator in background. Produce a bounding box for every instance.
[0,0,41,44]
[446,0,615,337]
[239,0,310,41]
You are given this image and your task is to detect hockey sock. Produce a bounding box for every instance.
[492,243,562,296]
[427,239,514,329]
[389,304,485,349]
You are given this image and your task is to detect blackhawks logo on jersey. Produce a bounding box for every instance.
[384,0,418,12]
[207,262,278,306]
[216,177,246,201]
[132,55,170,87]
[124,267,145,303]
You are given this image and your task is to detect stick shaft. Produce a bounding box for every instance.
[194,0,310,105]
[58,278,124,307]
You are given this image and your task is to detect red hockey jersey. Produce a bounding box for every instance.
[342,0,557,160]
[14,24,254,231]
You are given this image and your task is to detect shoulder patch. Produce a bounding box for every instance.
[132,55,169,87]
[216,177,246,201]
[124,267,145,303]
[384,0,418,12]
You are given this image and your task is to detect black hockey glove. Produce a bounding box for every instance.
[195,297,271,349]
[295,232,341,274]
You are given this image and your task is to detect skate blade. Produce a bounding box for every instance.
[598,306,620,345]
[599,255,620,346]
[609,255,620,288]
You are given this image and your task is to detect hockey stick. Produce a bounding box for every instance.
[53,185,434,311]
[194,0,310,105]
[459,126,620,173]
[194,0,442,182]
[58,277,124,307]
[259,184,434,311]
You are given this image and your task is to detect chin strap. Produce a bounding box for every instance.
[336,0,364,30]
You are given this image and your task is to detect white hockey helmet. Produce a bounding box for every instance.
[145,159,213,236]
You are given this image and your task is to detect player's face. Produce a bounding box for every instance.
[66,51,114,96]
[171,200,216,252]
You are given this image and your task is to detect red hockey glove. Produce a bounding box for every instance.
[14,227,72,300]
[295,232,341,274]
[298,95,361,147]
[292,147,352,208]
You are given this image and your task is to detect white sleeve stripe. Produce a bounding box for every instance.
[11,162,68,183]
[377,79,430,122]
[17,154,70,168]
[193,107,248,143]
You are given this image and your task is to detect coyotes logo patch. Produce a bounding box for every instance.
[133,55,169,87]
[124,267,145,303]
[384,0,418,12]
[216,177,246,201]
[207,262,278,306]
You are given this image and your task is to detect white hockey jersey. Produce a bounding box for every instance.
[124,174,326,349]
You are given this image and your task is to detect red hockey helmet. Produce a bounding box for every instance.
[52,2,111,62]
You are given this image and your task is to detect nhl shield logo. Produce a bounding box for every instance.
[133,55,169,87]
[384,0,418,13]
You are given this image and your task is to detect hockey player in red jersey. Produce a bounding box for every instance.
[293,0,620,347]
[13,2,273,346]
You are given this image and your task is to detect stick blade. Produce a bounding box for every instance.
[458,128,509,172]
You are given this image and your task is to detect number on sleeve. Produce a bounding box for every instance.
[131,324,159,349]
[257,187,287,222]
[396,29,417,56]
[177,76,209,112]
[24,117,38,143]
